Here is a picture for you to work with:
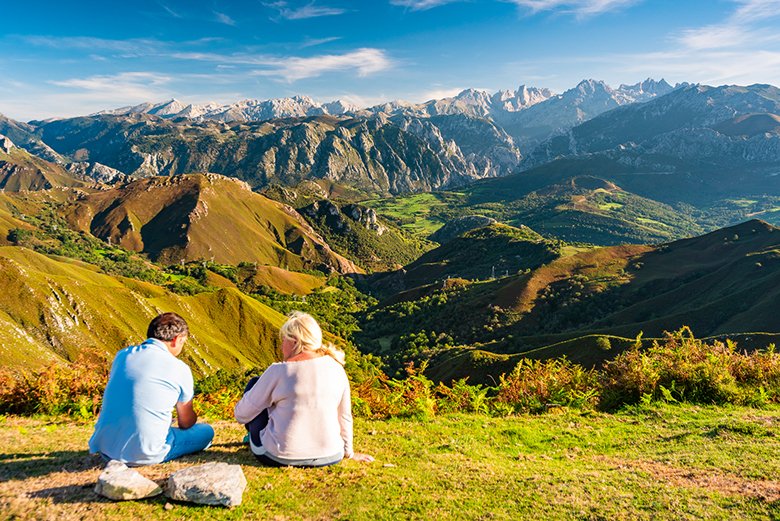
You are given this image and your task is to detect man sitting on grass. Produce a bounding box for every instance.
[89,312,214,465]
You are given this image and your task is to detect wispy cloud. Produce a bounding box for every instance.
[418,87,466,100]
[265,1,346,20]
[170,47,392,81]
[159,2,182,18]
[24,35,164,54]
[390,0,638,15]
[300,36,342,48]
[507,0,639,16]
[214,11,237,25]
[253,48,393,81]
[51,72,172,97]
[677,0,780,50]
[389,0,458,10]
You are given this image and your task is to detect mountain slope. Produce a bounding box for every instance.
[61,173,360,272]
[33,112,520,195]
[299,199,428,271]
[0,144,87,191]
[359,220,780,376]
[365,223,561,298]
[497,79,677,148]
[0,246,287,373]
[526,83,780,166]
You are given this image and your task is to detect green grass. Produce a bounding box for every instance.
[598,202,624,211]
[2,404,779,519]
[362,192,466,238]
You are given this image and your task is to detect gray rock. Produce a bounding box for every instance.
[166,462,247,507]
[95,460,163,500]
[0,134,15,154]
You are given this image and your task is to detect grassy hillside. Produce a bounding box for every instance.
[61,174,360,273]
[359,220,780,378]
[366,223,561,297]
[0,246,286,373]
[299,199,430,272]
[365,170,706,246]
[0,147,84,191]
[2,405,779,520]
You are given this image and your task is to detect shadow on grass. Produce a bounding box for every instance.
[0,450,103,481]
[27,483,117,505]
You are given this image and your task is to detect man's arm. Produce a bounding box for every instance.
[175,400,197,429]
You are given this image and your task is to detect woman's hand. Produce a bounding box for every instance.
[350,452,375,463]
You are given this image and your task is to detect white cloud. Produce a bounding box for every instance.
[389,0,638,15]
[677,0,780,51]
[618,49,780,86]
[265,2,346,19]
[507,0,638,16]
[300,36,342,48]
[0,73,178,120]
[24,36,164,54]
[389,0,458,10]
[417,87,466,101]
[159,3,183,18]
[214,11,237,25]
[171,48,393,82]
[254,48,393,81]
[51,72,172,100]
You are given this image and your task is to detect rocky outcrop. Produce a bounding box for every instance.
[94,460,163,501]
[302,200,386,236]
[67,161,127,184]
[166,462,247,507]
[0,134,14,154]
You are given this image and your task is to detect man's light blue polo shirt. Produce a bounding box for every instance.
[88,338,194,465]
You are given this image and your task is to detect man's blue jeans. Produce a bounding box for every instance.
[162,423,215,462]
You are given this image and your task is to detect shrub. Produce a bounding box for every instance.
[0,347,110,418]
[435,378,491,414]
[496,358,599,414]
[599,327,780,409]
[352,363,438,419]
[595,336,612,351]
[194,368,257,420]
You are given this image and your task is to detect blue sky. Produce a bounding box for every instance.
[2,0,779,120]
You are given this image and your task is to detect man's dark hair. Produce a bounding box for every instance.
[147,312,189,341]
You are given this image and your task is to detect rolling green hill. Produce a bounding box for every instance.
[358,220,780,380]
[366,223,561,297]
[364,171,706,246]
[0,246,288,373]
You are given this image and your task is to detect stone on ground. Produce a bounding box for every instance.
[94,460,163,500]
[166,462,247,507]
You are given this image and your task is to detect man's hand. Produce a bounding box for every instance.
[176,400,197,429]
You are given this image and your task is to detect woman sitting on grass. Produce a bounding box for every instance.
[234,311,374,466]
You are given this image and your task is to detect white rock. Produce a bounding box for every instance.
[166,462,247,507]
[94,460,163,500]
[0,135,15,154]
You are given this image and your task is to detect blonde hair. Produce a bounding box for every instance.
[279,311,345,365]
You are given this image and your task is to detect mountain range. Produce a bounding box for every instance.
[79,78,680,150]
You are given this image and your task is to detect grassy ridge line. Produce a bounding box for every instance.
[0,246,285,374]
[2,405,779,520]
[426,332,780,384]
